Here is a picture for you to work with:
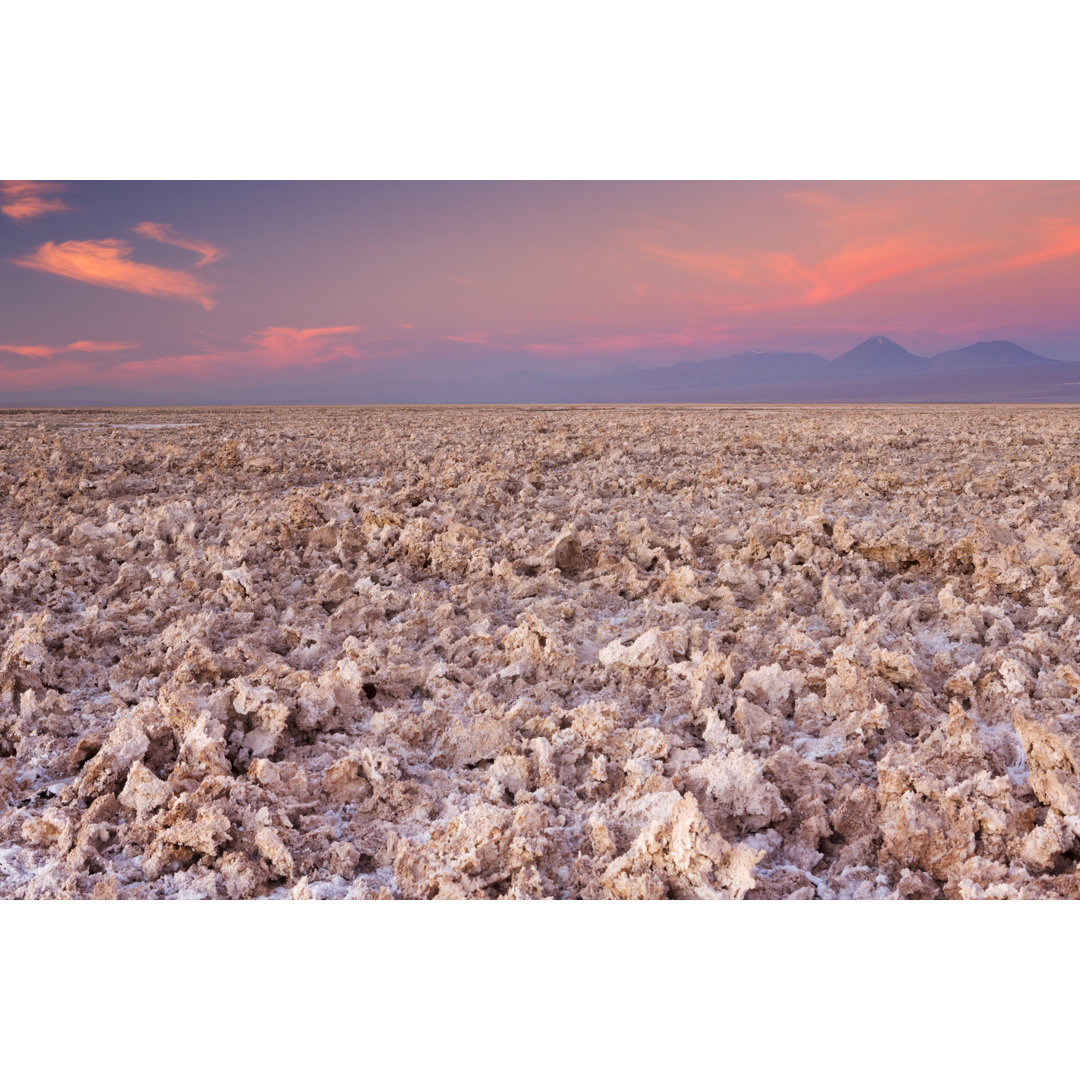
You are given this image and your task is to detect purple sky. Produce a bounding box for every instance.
[3,180,1080,403]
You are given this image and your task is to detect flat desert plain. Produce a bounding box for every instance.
[2,404,1080,899]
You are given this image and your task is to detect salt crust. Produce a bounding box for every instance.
[2,405,1080,899]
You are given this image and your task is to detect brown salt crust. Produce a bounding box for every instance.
[2,404,1080,898]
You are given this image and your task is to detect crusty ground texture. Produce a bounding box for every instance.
[3,405,1080,899]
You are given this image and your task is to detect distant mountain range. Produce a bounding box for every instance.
[586,336,1065,390]
[929,340,1057,369]
[482,336,1080,404]
[3,336,1079,406]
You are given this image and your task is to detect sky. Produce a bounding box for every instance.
[2,180,1080,403]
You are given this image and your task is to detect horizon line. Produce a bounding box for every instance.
[8,399,1080,411]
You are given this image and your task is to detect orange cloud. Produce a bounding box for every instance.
[637,231,990,312]
[116,325,367,380]
[635,188,1080,319]
[0,340,135,359]
[246,325,365,368]
[132,221,225,267]
[0,181,73,223]
[981,219,1080,274]
[1,358,111,391]
[768,235,987,309]
[899,218,1080,296]
[12,238,216,309]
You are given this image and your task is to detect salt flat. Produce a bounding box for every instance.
[2,404,1079,898]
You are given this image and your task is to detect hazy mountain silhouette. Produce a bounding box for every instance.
[930,340,1059,369]
[831,335,929,372]
[579,335,1074,402]
[551,336,1077,403]
[3,335,1079,406]
[603,350,830,390]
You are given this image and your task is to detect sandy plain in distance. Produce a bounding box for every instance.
[2,403,1080,899]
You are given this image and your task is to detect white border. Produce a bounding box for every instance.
[3,2,1078,1074]
[4,2,1079,179]
[3,900,1077,1075]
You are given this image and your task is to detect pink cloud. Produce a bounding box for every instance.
[0,339,135,360]
[758,235,987,310]
[132,221,225,267]
[900,218,1080,296]
[2,358,110,391]
[12,238,217,309]
[0,181,73,223]
[0,341,138,390]
[246,325,366,368]
[116,325,367,380]
[634,188,1080,320]
[3,325,370,390]
[637,232,990,313]
[979,219,1080,274]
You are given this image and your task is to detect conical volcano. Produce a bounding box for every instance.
[831,335,928,372]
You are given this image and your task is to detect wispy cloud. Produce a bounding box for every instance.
[0,340,138,391]
[132,221,225,267]
[638,233,992,312]
[0,339,135,360]
[634,187,1080,318]
[1,326,370,391]
[12,238,217,309]
[523,326,730,356]
[743,235,988,311]
[245,325,366,368]
[0,181,73,223]
[442,331,492,345]
[116,325,367,380]
[979,219,1080,275]
[635,242,754,283]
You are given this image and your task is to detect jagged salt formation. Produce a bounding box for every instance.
[2,405,1080,899]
